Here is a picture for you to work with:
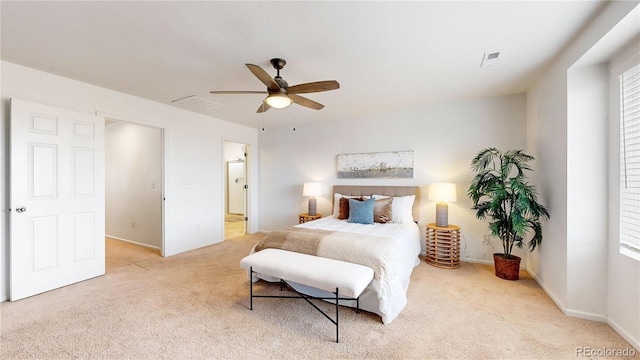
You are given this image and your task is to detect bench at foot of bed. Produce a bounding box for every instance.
[239,248,374,343]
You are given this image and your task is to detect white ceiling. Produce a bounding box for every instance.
[1,1,606,129]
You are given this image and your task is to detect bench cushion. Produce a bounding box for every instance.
[240,249,374,299]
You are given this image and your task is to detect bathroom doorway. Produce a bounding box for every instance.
[224,140,248,239]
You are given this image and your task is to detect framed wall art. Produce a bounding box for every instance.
[336,150,414,179]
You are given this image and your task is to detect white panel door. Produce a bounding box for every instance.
[10,99,105,301]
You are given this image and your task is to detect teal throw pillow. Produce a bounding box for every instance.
[348,197,375,224]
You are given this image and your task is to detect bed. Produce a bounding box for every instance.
[251,185,421,325]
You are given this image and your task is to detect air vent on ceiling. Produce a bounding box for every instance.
[481,50,503,68]
[171,95,224,116]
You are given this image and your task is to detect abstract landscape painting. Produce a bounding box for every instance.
[337,150,414,178]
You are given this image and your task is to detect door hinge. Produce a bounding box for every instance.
[244,216,248,221]
[243,184,248,190]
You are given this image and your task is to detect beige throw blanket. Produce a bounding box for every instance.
[254,227,329,256]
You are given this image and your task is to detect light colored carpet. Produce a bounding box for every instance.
[1,235,637,359]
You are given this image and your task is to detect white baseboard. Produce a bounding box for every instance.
[105,235,160,250]
[461,257,494,266]
[462,257,527,269]
[564,308,608,323]
[526,268,639,352]
[608,317,640,352]
[527,268,606,323]
[526,267,567,315]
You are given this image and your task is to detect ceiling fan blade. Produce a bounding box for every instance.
[286,80,340,94]
[210,90,267,94]
[256,102,271,113]
[289,94,324,110]
[246,64,280,91]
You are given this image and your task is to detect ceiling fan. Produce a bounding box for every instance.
[210,58,340,113]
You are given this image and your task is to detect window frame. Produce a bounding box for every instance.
[611,40,640,262]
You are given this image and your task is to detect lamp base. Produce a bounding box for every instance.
[435,202,448,227]
[308,197,317,216]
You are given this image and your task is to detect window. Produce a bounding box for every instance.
[619,63,640,260]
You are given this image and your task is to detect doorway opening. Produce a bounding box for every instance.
[105,119,164,267]
[224,140,248,239]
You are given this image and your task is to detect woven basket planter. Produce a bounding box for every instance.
[493,254,521,280]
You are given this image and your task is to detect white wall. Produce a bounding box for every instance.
[105,121,162,249]
[566,63,609,319]
[527,0,640,349]
[525,57,569,307]
[0,61,259,301]
[259,93,527,263]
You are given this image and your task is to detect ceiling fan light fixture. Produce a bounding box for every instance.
[265,93,292,109]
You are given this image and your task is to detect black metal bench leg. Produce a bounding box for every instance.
[335,287,339,343]
[246,277,362,343]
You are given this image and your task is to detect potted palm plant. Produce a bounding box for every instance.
[467,148,550,280]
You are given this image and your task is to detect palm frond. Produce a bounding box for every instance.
[470,148,500,172]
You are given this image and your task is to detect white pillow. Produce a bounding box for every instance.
[332,193,344,216]
[391,195,415,224]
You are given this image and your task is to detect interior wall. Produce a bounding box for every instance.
[0,61,259,301]
[525,63,569,309]
[526,0,640,349]
[105,121,162,249]
[258,93,527,262]
[566,63,609,319]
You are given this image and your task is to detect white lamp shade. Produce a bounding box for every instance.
[303,182,322,197]
[428,183,457,202]
[265,94,292,109]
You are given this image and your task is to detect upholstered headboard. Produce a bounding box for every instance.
[332,185,420,222]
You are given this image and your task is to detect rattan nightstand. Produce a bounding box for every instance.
[425,223,461,269]
[299,213,321,224]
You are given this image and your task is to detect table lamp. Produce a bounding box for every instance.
[428,182,457,227]
[303,182,321,216]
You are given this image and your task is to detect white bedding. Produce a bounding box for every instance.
[257,216,421,324]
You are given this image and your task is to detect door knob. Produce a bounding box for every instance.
[16,207,26,213]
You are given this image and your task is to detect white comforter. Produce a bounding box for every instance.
[276,216,421,324]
